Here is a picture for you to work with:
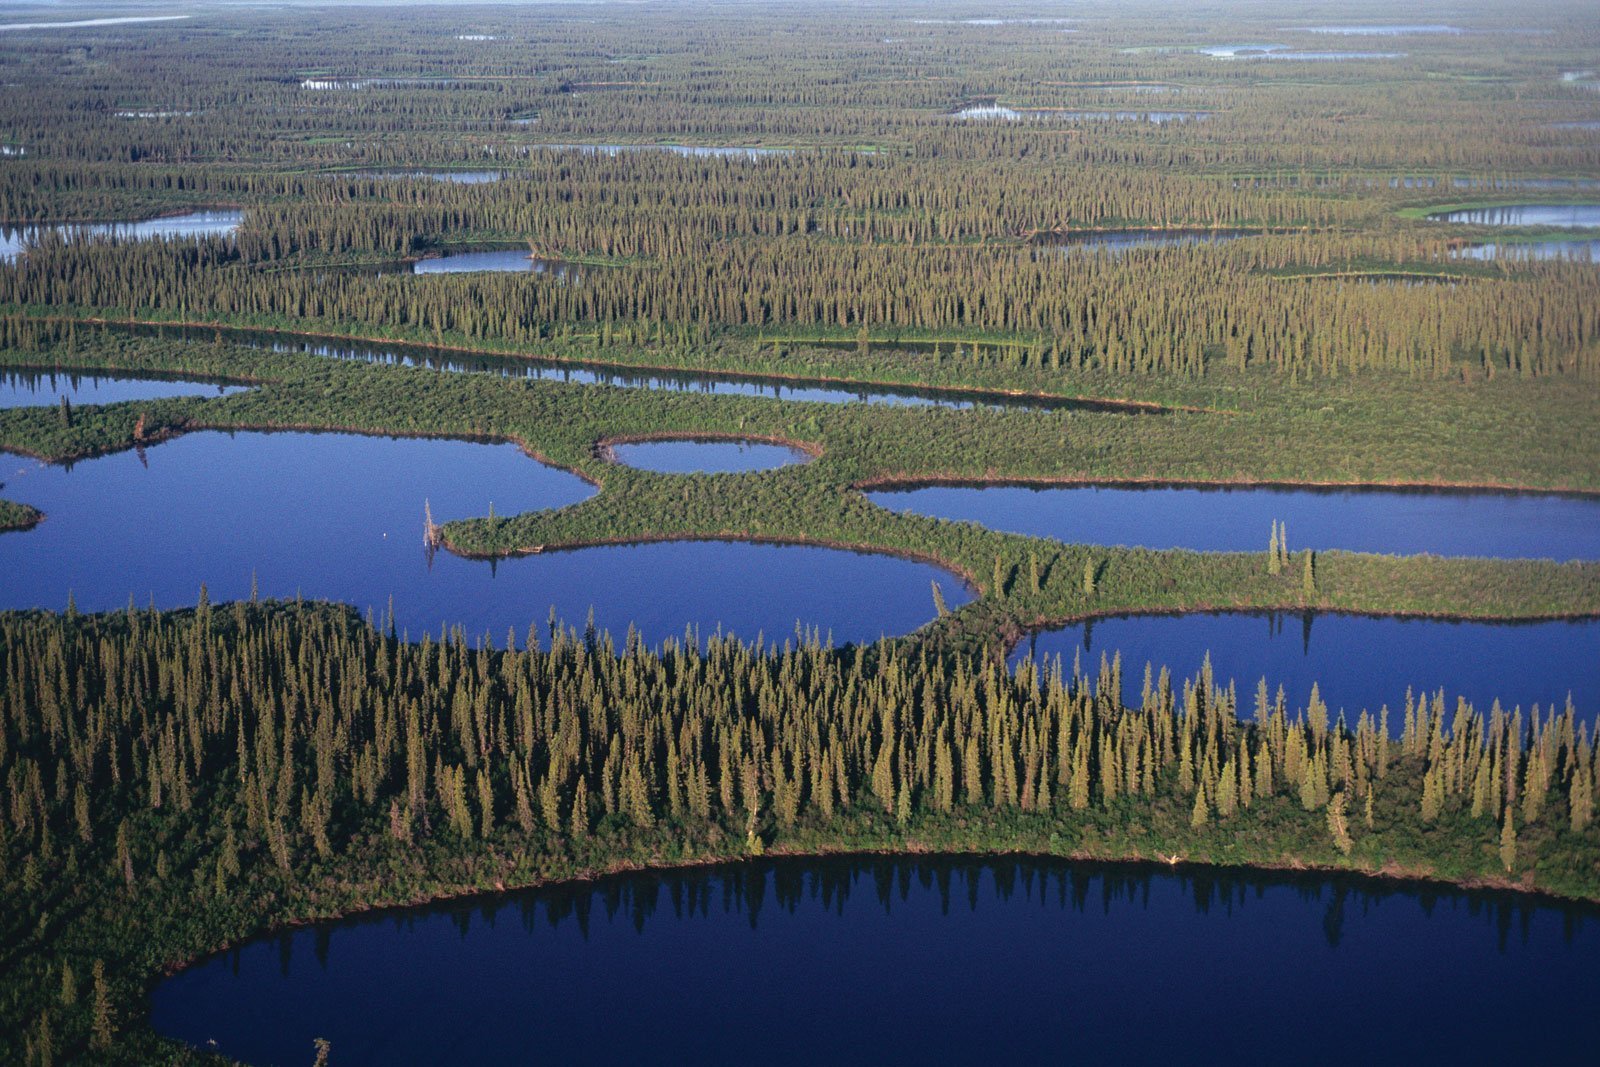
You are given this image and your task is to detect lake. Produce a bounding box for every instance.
[606,438,812,474]
[0,369,248,410]
[864,483,1600,560]
[1427,204,1600,227]
[105,322,1102,413]
[1013,613,1598,721]
[0,209,242,261]
[149,857,1600,1066]
[0,430,968,646]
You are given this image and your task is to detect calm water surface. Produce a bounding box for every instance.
[0,209,241,261]
[1014,614,1598,720]
[608,439,811,474]
[149,858,1600,1067]
[1456,239,1599,262]
[1428,204,1600,226]
[0,369,247,409]
[0,431,967,644]
[866,483,1600,559]
[411,250,581,276]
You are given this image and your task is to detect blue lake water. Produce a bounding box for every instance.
[411,251,581,275]
[865,483,1600,560]
[1428,204,1600,227]
[607,439,811,474]
[0,209,241,261]
[0,369,247,409]
[0,430,967,645]
[1013,613,1599,721]
[149,857,1600,1067]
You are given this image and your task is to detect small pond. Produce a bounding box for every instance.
[1455,239,1599,262]
[1427,204,1600,227]
[0,369,248,410]
[149,857,1600,1066]
[1012,613,1598,722]
[0,430,968,645]
[0,209,242,261]
[410,250,583,276]
[339,170,503,184]
[864,483,1600,560]
[536,143,791,159]
[605,438,812,474]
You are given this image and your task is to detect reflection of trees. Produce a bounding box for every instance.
[254,857,1592,977]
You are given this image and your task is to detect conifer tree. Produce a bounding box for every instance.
[1302,550,1316,597]
[1327,792,1352,855]
[1500,804,1518,874]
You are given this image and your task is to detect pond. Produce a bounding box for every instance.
[338,170,503,184]
[0,430,968,645]
[0,369,248,410]
[536,143,791,159]
[1012,614,1598,722]
[605,438,812,474]
[0,209,242,261]
[1455,239,1599,262]
[864,483,1600,560]
[1427,204,1600,227]
[107,322,1107,413]
[1038,229,1252,252]
[1200,44,1406,60]
[149,857,1600,1066]
[410,250,583,275]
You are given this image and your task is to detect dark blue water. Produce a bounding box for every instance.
[0,369,247,409]
[149,858,1600,1067]
[1429,204,1600,227]
[1013,613,1598,721]
[865,483,1600,560]
[0,431,967,645]
[607,439,811,474]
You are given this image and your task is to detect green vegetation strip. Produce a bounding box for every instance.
[2,603,1593,1059]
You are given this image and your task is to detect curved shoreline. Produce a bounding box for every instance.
[852,470,1600,499]
[34,312,1205,415]
[153,837,1600,987]
[593,429,825,466]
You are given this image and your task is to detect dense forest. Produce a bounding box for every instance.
[2,603,1596,1061]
